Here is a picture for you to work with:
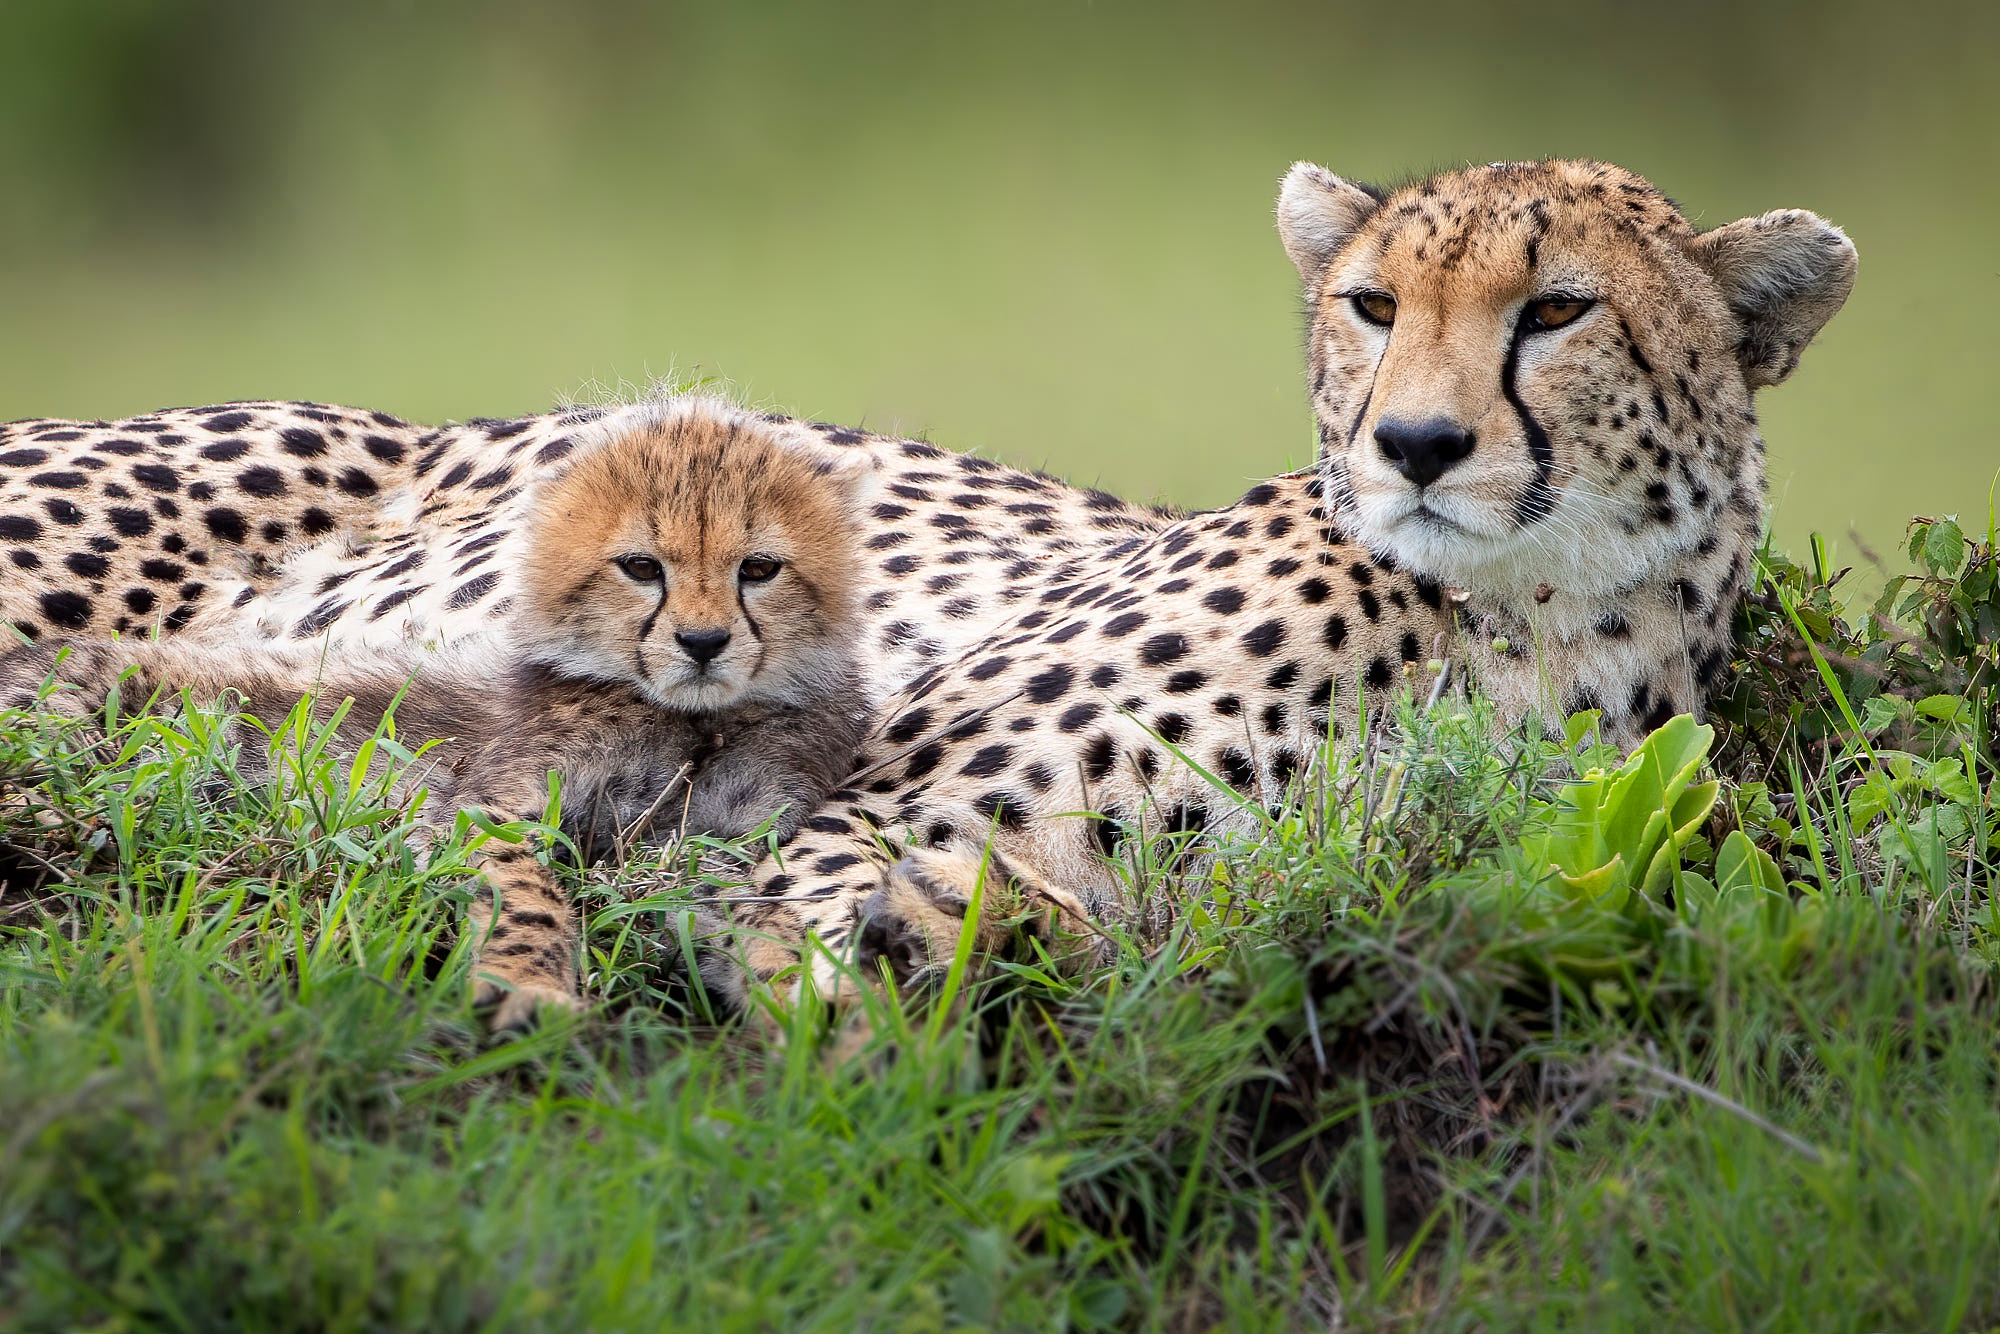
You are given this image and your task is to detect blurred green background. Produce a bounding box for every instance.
[0,0,1993,562]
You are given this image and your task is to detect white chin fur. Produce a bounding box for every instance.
[642,672,752,713]
[1351,479,1665,611]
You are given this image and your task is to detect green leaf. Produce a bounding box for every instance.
[1912,694,1972,728]
[1923,516,1965,576]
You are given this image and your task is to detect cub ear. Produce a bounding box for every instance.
[1688,209,1857,389]
[776,429,885,511]
[1276,162,1381,284]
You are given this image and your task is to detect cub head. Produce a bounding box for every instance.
[1277,159,1855,606]
[516,398,878,712]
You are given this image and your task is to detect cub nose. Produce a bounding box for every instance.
[1374,416,1476,488]
[674,627,733,665]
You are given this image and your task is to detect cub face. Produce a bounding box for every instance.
[1277,159,1856,607]
[515,398,878,713]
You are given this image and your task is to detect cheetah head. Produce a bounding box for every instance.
[514,398,879,712]
[1277,159,1855,609]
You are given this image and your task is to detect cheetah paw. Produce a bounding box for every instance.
[473,975,583,1032]
[857,846,1091,987]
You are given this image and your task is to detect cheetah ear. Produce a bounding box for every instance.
[1689,209,1857,389]
[1276,162,1381,284]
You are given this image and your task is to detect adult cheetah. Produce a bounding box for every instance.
[0,159,1854,1015]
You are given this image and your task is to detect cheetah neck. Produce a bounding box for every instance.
[1448,517,1756,746]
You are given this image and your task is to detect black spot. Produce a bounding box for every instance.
[1399,631,1422,662]
[1153,712,1190,744]
[237,466,287,498]
[1298,577,1331,604]
[123,588,156,614]
[1357,590,1380,621]
[0,448,50,466]
[1241,619,1286,657]
[885,708,933,744]
[1057,702,1101,733]
[1083,733,1117,781]
[106,507,153,537]
[1218,748,1256,790]
[1596,612,1631,638]
[1023,663,1074,704]
[447,572,502,609]
[1206,550,1239,570]
[961,744,1014,778]
[1089,664,1122,690]
[338,468,381,497]
[1266,661,1300,691]
[29,471,86,490]
[300,507,337,538]
[38,591,91,629]
[43,499,85,525]
[1202,587,1246,615]
[1365,657,1393,688]
[63,552,109,578]
[1139,633,1189,666]
[902,742,946,782]
[971,791,1027,831]
[967,656,1012,682]
[0,515,42,541]
[139,558,186,582]
[280,427,327,457]
[1103,611,1148,637]
[202,411,253,432]
[199,440,250,462]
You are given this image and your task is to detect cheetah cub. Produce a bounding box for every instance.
[0,398,879,1027]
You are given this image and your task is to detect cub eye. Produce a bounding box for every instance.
[1350,291,1398,327]
[738,556,783,584]
[1524,297,1593,331]
[615,554,663,582]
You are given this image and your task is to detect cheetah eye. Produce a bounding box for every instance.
[738,555,783,584]
[615,554,663,582]
[1524,296,1594,332]
[1349,291,1398,328]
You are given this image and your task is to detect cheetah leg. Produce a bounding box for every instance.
[465,836,584,1030]
[453,764,587,1031]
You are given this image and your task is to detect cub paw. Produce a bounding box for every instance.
[473,975,583,1032]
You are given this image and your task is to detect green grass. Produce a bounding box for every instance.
[2,527,1997,1332]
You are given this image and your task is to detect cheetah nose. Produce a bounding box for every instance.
[1374,416,1476,489]
[674,627,732,665]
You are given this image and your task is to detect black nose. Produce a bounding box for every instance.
[674,627,732,665]
[1374,417,1476,488]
